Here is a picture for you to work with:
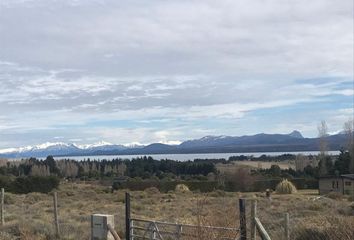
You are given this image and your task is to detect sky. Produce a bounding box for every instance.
[0,0,353,148]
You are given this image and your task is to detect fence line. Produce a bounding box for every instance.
[130,218,240,240]
[1,188,294,240]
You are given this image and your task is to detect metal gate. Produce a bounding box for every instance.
[129,218,240,240]
[124,193,243,240]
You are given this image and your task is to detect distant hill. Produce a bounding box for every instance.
[0,131,348,158]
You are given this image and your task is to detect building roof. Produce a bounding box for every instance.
[319,176,341,179]
[319,174,354,180]
[341,174,354,180]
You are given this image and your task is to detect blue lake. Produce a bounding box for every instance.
[56,151,339,161]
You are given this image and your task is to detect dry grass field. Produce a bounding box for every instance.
[0,182,353,240]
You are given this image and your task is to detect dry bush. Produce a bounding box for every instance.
[208,190,226,198]
[275,179,297,194]
[225,167,256,192]
[144,187,160,195]
[326,191,343,200]
[186,196,239,240]
[23,193,48,204]
[292,216,354,240]
[175,184,190,193]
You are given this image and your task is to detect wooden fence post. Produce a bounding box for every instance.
[125,192,131,240]
[53,192,60,238]
[284,213,290,240]
[1,188,4,226]
[251,200,257,240]
[239,199,247,240]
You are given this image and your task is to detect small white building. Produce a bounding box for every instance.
[319,174,354,195]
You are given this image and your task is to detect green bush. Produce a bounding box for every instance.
[0,176,60,194]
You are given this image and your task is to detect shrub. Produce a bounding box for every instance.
[4,194,15,205]
[293,228,329,240]
[113,181,218,193]
[7,176,60,194]
[209,190,226,197]
[275,179,297,194]
[175,184,190,193]
[144,187,160,195]
[293,216,354,240]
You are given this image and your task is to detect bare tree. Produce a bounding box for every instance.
[318,120,328,154]
[318,121,329,176]
[344,120,354,173]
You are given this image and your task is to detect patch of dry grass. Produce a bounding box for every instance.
[216,161,295,174]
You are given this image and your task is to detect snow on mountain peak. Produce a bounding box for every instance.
[0,141,116,154]
[123,142,145,148]
[33,142,69,150]
[200,135,227,141]
[0,142,70,154]
[79,141,113,149]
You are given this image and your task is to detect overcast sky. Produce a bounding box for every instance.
[0,0,353,148]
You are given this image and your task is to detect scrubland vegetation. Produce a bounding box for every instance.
[0,149,352,239]
[0,182,352,240]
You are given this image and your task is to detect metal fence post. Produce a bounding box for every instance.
[239,199,247,240]
[125,192,131,240]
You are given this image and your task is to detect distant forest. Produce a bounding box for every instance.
[0,149,352,193]
[0,156,216,180]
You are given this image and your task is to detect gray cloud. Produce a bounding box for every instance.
[0,0,352,148]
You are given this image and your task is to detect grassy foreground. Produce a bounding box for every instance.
[0,182,353,240]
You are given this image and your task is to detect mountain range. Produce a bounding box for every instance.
[0,131,348,158]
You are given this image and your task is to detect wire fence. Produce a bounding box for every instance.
[242,199,287,240]
[130,218,240,240]
[1,188,353,240]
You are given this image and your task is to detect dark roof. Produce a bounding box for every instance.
[341,174,354,180]
[319,175,341,179]
[319,174,354,180]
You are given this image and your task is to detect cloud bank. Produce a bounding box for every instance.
[0,0,352,148]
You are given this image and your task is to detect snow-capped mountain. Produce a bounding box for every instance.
[288,130,304,139]
[179,135,238,148]
[0,142,80,158]
[0,142,75,154]
[0,141,129,158]
[78,141,114,149]
[123,142,145,148]
[0,130,348,158]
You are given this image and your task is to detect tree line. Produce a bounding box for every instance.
[0,156,216,180]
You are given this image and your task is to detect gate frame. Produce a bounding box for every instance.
[125,192,243,240]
